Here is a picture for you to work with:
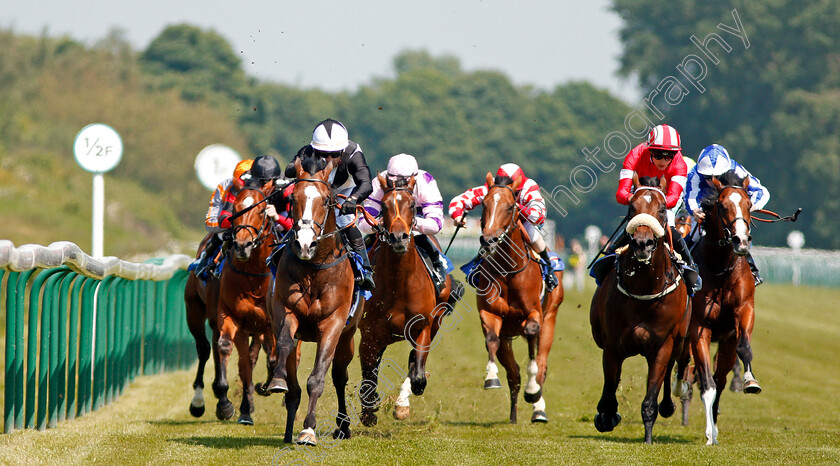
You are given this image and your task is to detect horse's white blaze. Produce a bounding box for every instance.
[486,193,502,231]
[701,388,718,445]
[190,387,204,408]
[485,360,499,380]
[297,186,320,249]
[242,196,255,208]
[395,377,412,407]
[643,194,652,203]
[729,192,749,240]
[525,359,540,395]
[532,395,546,411]
[396,193,402,202]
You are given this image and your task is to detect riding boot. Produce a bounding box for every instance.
[671,226,702,294]
[345,226,375,291]
[746,252,763,286]
[197,234,222,279]
[538,249,559,292]
[416,235,447,289]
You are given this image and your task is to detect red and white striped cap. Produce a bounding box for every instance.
[496,163,524,182]
[647,124,681,151]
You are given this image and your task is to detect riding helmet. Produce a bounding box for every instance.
[647,124,681,151]
[250,155,282,181]
[310,119,349,153]
[696,144,732,177]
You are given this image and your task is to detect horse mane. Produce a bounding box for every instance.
[391,176,410,188]
[700,169,744,212]
[717,169,744,188]
[493,175,514,186]
[300,156,328,176]
[637,176,660,187]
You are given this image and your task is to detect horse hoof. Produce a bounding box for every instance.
[523,389,542,404]
[659,399,676,418]
[268,378,289,394]
[216,401,235,420]
[594,412,621,432]
[295,429,317,446]
[189,403,205,418]
[743,380,762,394]
[360,408,378,427]
[531,410,548,423]
[729,378,743,392]
[238,413,254,425]
[393,405,410,420]
[254,383,271,397]
[333,427,351,440]
[484,378,502,390]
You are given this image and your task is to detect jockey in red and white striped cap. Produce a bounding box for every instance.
[449,163,558,290]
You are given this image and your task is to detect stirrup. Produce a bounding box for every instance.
[544,273,558,292]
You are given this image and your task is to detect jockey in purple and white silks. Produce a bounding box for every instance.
[359,153,450,288]
[684,144,770,285]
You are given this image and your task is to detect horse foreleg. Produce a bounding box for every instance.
[269,309,298,394]
[235,332,256,425]
[255,329,278,397]
[641,338,675,444]
[408,322,433,396]
[299,321,343,445]
[691,325,718,445]
[658,350,677,419]
[214,314,237,420]
[735,304,761,394]
[185,297,210,418]
[497,338,520,424]
[595,349,623,433]
[480,310,503,390]
[528,307,555,423]
[282,343,301,444]
[673,344,694,426]
[523,312,542,404]
[712,338,739,424]
[331,331,355,440]
[359,318,388,425]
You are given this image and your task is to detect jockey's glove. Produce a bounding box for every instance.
[339,196,358,216]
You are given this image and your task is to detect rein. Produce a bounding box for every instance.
[289,177,350,268]
[615,241,683,300]
[231,187,274,250]
[712,186,751,247]
[379,185,416,247]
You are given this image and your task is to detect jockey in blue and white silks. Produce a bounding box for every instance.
[684,144,770,220]
[683,144,769,285]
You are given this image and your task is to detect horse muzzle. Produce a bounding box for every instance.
[387,232,410,254]
[630,235,656,262]
[294,228,317,260]
[232,242,253,261]
[732,234,751,256]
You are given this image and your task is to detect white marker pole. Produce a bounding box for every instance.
[73,123,123,258]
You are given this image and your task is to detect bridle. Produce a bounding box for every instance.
[290,177,343,243]
[379,185,416,248]
[710,186,751,248]
[480,184,521,254]
[231,187,273,251]
[627,186,668,256]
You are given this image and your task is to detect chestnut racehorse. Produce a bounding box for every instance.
[471,172,564,424]
[214,186,278,425]
[674,171,761,445]
[183,234,222,419]
[358,174,458,426]
[589,176,690,444]
[266,158,361,445]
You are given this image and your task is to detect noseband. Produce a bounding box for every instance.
[291,178,342,243]
[379,186,416,248]
[232,188,272,250]
[712,186,750,247]
[481,184,521,253]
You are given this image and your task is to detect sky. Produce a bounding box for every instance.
[2,0,640,103]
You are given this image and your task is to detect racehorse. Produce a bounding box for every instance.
[358,174,459,425]
[674,171,761,445]
[471,172,564,424]
[213,185,278,425]
[266,157,361,445]
[183,234,222,419]
[589,176,690,444]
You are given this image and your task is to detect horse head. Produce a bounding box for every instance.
[231,186,271,262]
[626,176,668,263]
[708,171,752,255]
[479,171,522,249]
[291,157,336,260]
[377,173,416,254]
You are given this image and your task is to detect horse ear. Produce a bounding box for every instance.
[486,171,494,186]
[711,176,724,192]
[742,175,750,190]
[377,172,388,190]
[658,176,668,193]
[321,158,335,180]
[512,175,523,191]
[407,175,416,191]
[294,157,304,178]
[632,171,640,189]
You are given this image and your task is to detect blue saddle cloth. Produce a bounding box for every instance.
[460,251,563,287]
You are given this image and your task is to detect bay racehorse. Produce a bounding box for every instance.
[266,157,361,445]
[589,176,690,443]
[358,174,459,425]
[471,172,564,424]
[674,171,760,445]
[184,234,222,419]
[214,185,278,425]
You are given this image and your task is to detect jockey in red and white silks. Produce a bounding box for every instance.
[359,153,445,237]
[449,163,547,246]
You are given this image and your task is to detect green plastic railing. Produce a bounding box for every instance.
[0,240,194,433]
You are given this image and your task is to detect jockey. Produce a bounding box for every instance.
[684,144,770,285]
[597,124,701,293]
[284,118,375,290]
[449,163,559,292]
[358,153,449,288]
[247,155,293,233]
[197,158,253,278]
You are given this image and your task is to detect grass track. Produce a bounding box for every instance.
[2,281,840,464]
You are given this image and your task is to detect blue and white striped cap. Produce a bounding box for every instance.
[696,144,732,176]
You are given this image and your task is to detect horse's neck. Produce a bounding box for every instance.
[701,213,741,271]
[485,225,530,275]
[309,214,344,265]
[379,237,421,276]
